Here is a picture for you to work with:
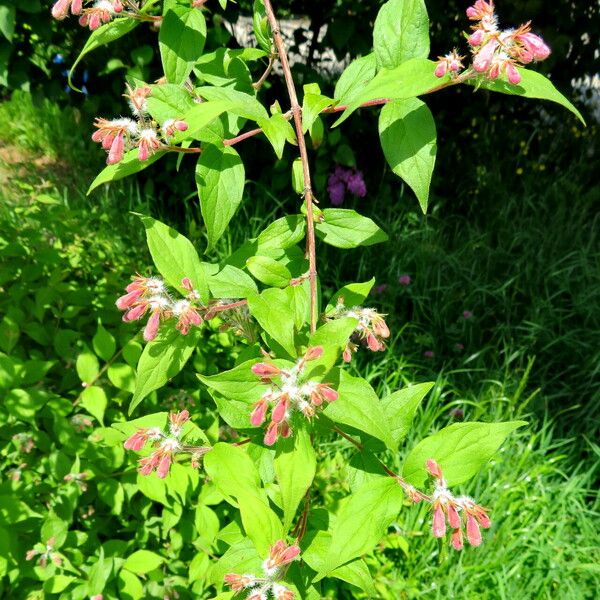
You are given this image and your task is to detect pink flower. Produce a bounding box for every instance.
[124,428,159,451]
[264,421,279,446]
[423,350,435,359]
[462,310,474,319]
[251,363,281,377]
[92,118,138,165]
[473,38,499,72]
[398,274,411,286]
[224,574,256,592]
[432,504,447,538]
[304,346,324,361]
[162,119,189,138]
[468,29,486,47]
[143,309,161,341]
[466,0,494,21]
[372,284,388,295]
[451,528,464,550]
[264,540,301,572]
[434,50,464,78]
[505,62,521,85]
[172,300,203,335]
[51,0,82,20]
[466,514,482,546]
[515,32,550,62]
[125,84,152,115]
[251,398,269,426]
[137,128,161,161]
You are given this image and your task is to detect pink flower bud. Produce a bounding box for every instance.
[51,0,71,20]
[271,396,289,424]
[432,504,446,538]
[264,421,279,446]
[251,363,281,377]
[342,347,352,363]
[506,62,521,85]
[123,303,148,322]
[304,346,323,361]
[251,399,268,426]
[366,333,383,352]
[466,514,482,546]
[318,385,338,402]
[116,289,143,309]
[107,131,125,165]
[71,0,82,13]
[517,32,550,61]
[426,459,444,479]
[398,274,411,286]
[113,0,123,12]
[473,38,499,72]
[447,503,461,529]
[434,61,448,78]
[124,430,149,451]
[372,319,390,338]
[143,310,161,342]
[451,528,464,550]
[181,277,193,291]
[468,29,486,46]
[156,453,172,479]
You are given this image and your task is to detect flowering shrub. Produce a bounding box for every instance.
[42,0,584,596]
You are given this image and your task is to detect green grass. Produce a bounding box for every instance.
[1,93,598,599]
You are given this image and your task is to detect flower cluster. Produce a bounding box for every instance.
[92,84,188,165]
[116,275,203,342]
[327,166,367,206]
[250,347,338,446]
[225,539,300,599]
[425,459,491,550]
[25,537,63,568]
[52,0,127,30]
[327,298,391,362]
[435,1,550,85]
[123,410,211,479]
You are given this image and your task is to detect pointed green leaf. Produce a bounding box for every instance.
[196,144,245,250]
[381,382,434,449]
[403,420,527,487]
[159,6,206,84]
[379,98,437,213]
[315,209,387,248]
[373,0,430,70]
[246,255,292,288]
[334,54,377,105]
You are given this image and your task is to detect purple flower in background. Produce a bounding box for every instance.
[347,171,367,197]
[327,174,346,206]
[327,165,367,205]
[463,310,474,319]
[455,342,465,351]
[372,284,389,295]
[399,274,412,286]
[423,350,435,358]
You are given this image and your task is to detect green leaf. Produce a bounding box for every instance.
[302,318,359,381]
[208,539,262,588]
[381,382,434,449]
[70,18,139,89]
[146,84,196,123]
[302,92,333,133]
[473,68,585,125]
[379,98,437,213]
[159,6,206,84]
[246,255,292,287]
[247,288,296,356]
[76,351,99,384]
[198,359,265,404]
[195,144,245,250]
[256,215,305,251]
[330,559,376,596]
[259,113,296,159]
[274,428,316,529]
[0,4,16,42]
[206,264,258,298]
[252,0,272,53]
[333,58,447,127]
[117,569,144,600]
[205,442,260,493]
[324,371,394,449]
[291,157,304,194]
[88,149,165,193]
[334,54,377,105]
[325,279,375,314]
[237,492,284,555]
[183,101,233,140]
[373,0,430,70]
[307,477,403,577]
[130,325,201,414]
[80,386,108,426]
[197,86,269,122]
[108,363,136,393]
[43,575,75,594]
[124,550,165,574]
[139,215,208,300]
[402,420,527,487]
[315,209,387,248]
[92,321,116,361]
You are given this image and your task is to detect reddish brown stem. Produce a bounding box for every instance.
[223,127,264,147]
[263,0,319,333]
[253,56,276,91]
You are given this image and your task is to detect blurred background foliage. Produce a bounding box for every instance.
[0,0,599,597]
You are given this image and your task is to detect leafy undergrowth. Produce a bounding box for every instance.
[1,96,598,598]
